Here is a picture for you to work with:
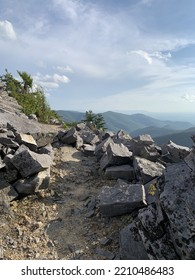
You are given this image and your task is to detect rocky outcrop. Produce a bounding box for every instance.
[119,145,195,260]
[0,123,54,216]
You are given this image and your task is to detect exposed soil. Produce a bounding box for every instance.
[0,144,133,260]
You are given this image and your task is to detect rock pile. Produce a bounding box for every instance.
[0,122,55,215]
[57,124,195,260]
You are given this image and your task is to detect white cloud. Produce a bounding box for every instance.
[53,73,70,83]
[33,72,70,90]
[130,50,153,64]
[0,20,17,40]
[54,65,74,73]
[181,93,195,102]
[129,50,172,65]
[52,0,85,20]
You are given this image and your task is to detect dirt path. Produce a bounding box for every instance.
[1,144,133,260]
[47,145,133,260]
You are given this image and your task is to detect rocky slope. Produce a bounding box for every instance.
[0,88,195,260]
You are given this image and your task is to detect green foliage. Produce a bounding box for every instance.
[148,184,157,196]
[17,71,33,93]
[63,121,78,129]
[83,110,106,131]
[0,69,61,124]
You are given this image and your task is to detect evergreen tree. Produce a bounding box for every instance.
[17,71,33,93]
[83,110,106,131]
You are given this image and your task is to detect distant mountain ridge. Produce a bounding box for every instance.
[56,110,195,147]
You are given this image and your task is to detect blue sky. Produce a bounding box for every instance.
[1,0,195,113]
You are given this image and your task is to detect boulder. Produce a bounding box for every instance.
[60,128,78,145]
[83,144,96,156]
[0,134,19,148]
[10,145,52,178]
[105,164,135,181]
[99,184,147,217]
[0,179,18,202]
[80,131,100,145]
[135,134,154,145]
[160,161,195,259]
[15,133,37,151]
[136,218,178,260]
[102,131,114,140]
[75,135,84,149]
[119,222,149,260]
[113,130,132,149]
[133,156,165,184]
[100,142,133,170]
[165,141,191,162]
[94,137,114,160]
[13,168,50,195]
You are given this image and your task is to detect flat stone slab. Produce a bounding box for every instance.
[99,184,147,217]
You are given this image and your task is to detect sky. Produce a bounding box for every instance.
[1,0,195,113]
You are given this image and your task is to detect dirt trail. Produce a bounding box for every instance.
[0,144,133,260]
[47,145,133,259]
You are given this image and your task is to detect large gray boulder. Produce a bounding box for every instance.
[160,161,195,259]
[10,145,52,178]
[164,140,191,163]
[94,137,114,160]
[13,168,50,195]
[133,156,165,184]
[80,130,100,145]
[119,222,149,260]
[60,128,78,145]
[99,183,147,217]
[100,142,133,170]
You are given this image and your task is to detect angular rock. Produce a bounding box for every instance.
[136,218,178,260]
[0,179,18,202]
[60,128,78,145]
[99,184,147,217]
[100,142,133,170]
[11,145,52,178]
[105,164,135,181]
[80,131,100,145]
[138,204,165,241]
[165,140,191,162]
[75,135,84,149]
[76,122,87,131]
[15,133,37,151]
[135,134,154,145]
[133,156,165,184]
[0,134,19,148]
[32,131,57,147]
[119,222,149,260]
[160,161,195,259]
[94,137,114,160]
[13,168,50,194]
[102,131,114,140]
[113,130,132,149]
[83,144,95,156]
[38,144,54,160]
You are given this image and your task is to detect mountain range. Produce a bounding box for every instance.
[56,110,195,147]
